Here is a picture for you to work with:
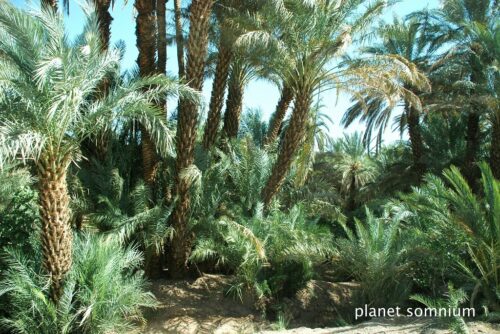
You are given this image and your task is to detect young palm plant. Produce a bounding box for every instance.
[0,3,192,301]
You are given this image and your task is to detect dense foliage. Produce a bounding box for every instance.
[0,0,498,332]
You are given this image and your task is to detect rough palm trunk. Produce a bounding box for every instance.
[405,103,425,179]
[464,112,481,187]
[94,0,113,51]
[174,0,186,79]
[169,0,214,277]
[264,85,293,146]
[490,110,500,179]
[222,72,244,139]
[136,0,158,186]
[262,90,312,208]
[156,0,168,115]
[37,153,72,303]
[203,44,232,149]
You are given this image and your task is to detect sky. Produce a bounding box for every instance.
[12,0,440,144]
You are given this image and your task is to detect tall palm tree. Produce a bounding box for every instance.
[0,4,186,301]
[238,0,427,208]
[94,0,113,51]
[433,0,499,185]
[342,17,436,179]
[135,0,158,186]
[169,0,214,276]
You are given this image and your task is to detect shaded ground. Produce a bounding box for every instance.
[138,275,500,334]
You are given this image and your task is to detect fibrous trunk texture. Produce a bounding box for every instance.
[174,0,186,79]
[136,0,158,187]
[464,112,481,188]
[490,111,500,179]
[37,153,72,303]
[94,0,113,51]
[262,90,312,208]
[405,103,425,180]
[222,72,244,139]
[264,85,293,146]
[169,0,214,277]
[203,44,232,149]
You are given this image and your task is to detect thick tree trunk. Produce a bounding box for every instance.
[136,0,158,187]
[222,72,244,139]
[464,112,481,188]
[262,90,312,208]
[203,44,232,149]
[174,0,186,79]
[37,153,72,303]
[490,110,500,179]
[169,0,214,277]
[264,85,293,146]
[405,103,425,179]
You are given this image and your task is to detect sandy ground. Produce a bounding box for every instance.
[137,275,500,334]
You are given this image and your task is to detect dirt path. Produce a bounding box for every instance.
[138,275,499,334]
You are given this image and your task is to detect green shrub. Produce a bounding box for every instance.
[0,234,156,334]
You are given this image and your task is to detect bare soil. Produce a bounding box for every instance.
[136,274,500,334]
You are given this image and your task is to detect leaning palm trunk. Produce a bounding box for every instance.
[405,103,425,179]
[264,85,293,146]
[262,90,312,208]
[169,0,214,277]
[464,112,481,187]
[136,0,158,187]
[94,0,112,51]
[37,151,72,302]
[222,72,244,139]
[490,110,500,179]
[203,44,232,149]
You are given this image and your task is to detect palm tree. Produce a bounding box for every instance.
[94,0,113,51]
[331,133,378,211]
[41,0,58,11]
[342,17,436,179]
[0,4,187,301]
[432,0,499,185]
[237,0,427,208]
[135,0,158,186]
[169,0,214,276]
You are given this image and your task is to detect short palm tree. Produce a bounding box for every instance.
[342,17,436,178]
[0,4,190,301]
[237,0,427,208]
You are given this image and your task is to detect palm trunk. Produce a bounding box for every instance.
[94,0,113,51]
[41,0,58,11]
[464,112,481,188]
[262,90,312,208]
[405,103,425,179]
[264,85,293,146]
[490,110,500,179]
[174,0,186,79]
[156,0,168,115]
[169,0,214,277]
[136,0,158,187]
[222,72,244,139]
[203,44,232,149]
[37,153,72,303]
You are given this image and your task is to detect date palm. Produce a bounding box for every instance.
[169,0,214,276]
[0,4,191,301]
[342,17,436,179]
[238,0,428,208]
